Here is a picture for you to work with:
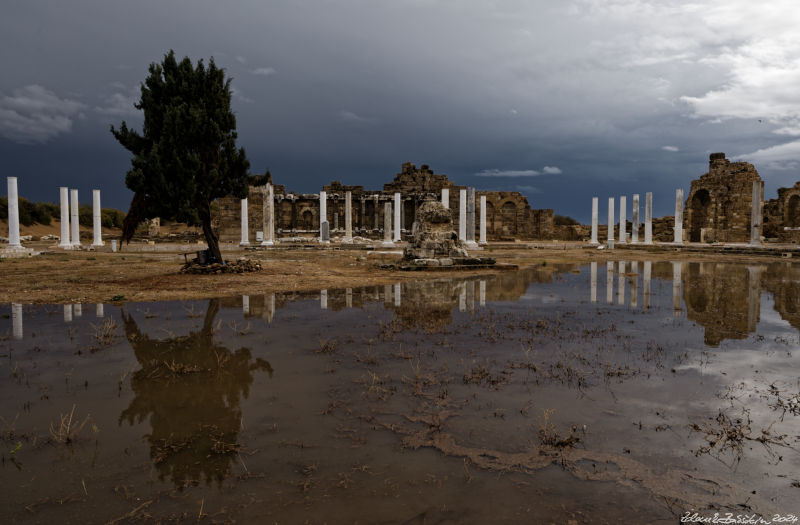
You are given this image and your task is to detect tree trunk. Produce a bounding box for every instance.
[201,213,223,264]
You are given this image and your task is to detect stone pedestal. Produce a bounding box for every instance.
[92,190,103,246]
[441,188,450,209]
[590,197,599,244]
[632,194,640,243]
[70,189,81,247]
[644,192,653,245]
[673,189,684,244]
[459,189,467,241]
[619,196,627,244]
[479,195,487,245]
[240,198,250,246]
[344,191,353,242]
[59,186,71,248]
[262,184,274,245]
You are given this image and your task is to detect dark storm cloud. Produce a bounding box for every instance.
[2,0,800,221]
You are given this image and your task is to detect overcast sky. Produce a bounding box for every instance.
[2,0,800,222]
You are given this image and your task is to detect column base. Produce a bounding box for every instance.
[381,241,395,247]
[58,242,74,249]
[240,241,250,247]
[260,240,274,246]
[92,242,105,247]
[1,245,34,258]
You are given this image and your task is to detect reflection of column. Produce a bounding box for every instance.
[6,177,21,249]
[70,189,81,247]
[630,261,638,308]
[12,303,22,340]
[479,280,486,307]
[606,261,614,304]
[346,288,353,308]
[674,189,684,245]
[619,196,627,244]
[383,202,394,246]
[74,303,82,317]
[466,280,475,311]
[644,192,653,245]
[394,283,401,307]
[264,293,275,324]
[64,304,73,322]
[96,303,104,318]
[393,192,401,241]
[321,289,328,310]
[747,266,763,332]
[672,262,682,315]
[631,194,640,243]
[750,182,762,246]
[607,197,615,246]
[459,283,466,312]
[617,260,626,305]
[59,186,71,248]
[263,184,274,246]
[92,190,104,247]
[240,198,250,246]
[590,261,597,303]
[344,191,353,242]
[242,295,250,315]
[459,189,467,241]
[590,197,598,244]
[441,188,450,209]
[384,284,392,305]
[643,261,651,309]
[479,195,487,245]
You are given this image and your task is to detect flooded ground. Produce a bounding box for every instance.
[2,260,799,523]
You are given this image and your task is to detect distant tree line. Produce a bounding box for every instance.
[0,197,125,228]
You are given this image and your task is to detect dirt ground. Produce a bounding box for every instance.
[1,236,795,304]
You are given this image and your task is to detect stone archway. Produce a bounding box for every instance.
[689,189,711,242]
[501,202,517,235]
[787,194,800,227]
[302,210,313,230]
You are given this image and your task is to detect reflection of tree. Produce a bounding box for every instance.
[119,299,272,487]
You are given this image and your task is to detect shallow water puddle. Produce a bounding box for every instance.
[2,260,799,523]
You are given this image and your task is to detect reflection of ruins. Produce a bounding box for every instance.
[215,163,555,242]
[119,299,272,487]
[761,262,800,332]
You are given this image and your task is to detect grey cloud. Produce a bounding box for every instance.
[251,67,276,76]
[477,169,541,177]
[0,85,85,144]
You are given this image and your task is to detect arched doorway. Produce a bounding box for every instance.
[302,210,313,230]
[690,189,711,242]
[787,194,800,227]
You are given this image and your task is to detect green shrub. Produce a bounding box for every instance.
[554,214,579,226]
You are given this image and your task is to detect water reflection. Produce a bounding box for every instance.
[119,299,273,487]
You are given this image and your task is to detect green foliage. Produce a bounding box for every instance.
[79,203,93,227]
[111,50,250,258]
[1,196,124,228]
[554,214,579,226]
[101,208,126,228]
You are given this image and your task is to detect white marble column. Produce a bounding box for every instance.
[674,189,684,245]
[750,181,762,246]
[6,177,21,248]
[590,261,597,303]
[632,194,640,243]
[459,189,467,241]
[590,197,599,245]
[70,189,81,247]
[672,261,682,315]
[319,190,328,243]
[466,188,477,247]
[344,191,353,242]
[644,192,653,245]
[479,195,487,245]
[606,261,614,304]
[619,196,627,244]
[441,188,450,209]
[263,184,274,245]
[607,197,615,246]
[59,186,71,248]
[91,190,103,247]
[240,198,250,246]
[382,202,394,246]
[393,192,401,241]
[643,261,651,309]
[12,303,22,340]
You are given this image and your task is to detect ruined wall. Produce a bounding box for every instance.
[684,153,763,243]
[764,181,800,242]
[214,163,554,242]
